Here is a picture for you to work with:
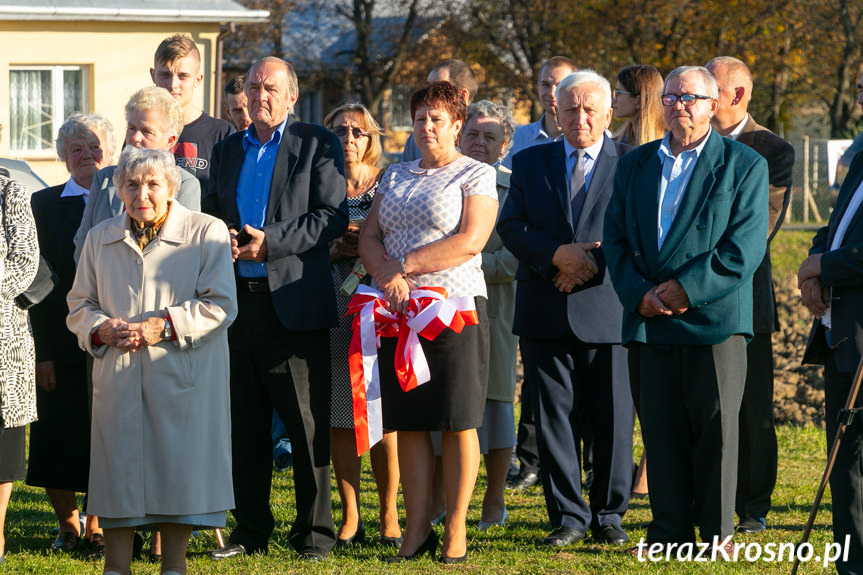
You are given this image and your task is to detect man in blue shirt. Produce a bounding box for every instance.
[203,56,348,562]
[503,56,578,170]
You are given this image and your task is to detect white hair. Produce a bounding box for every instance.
[555,69,612,108]
[664,66,720,99]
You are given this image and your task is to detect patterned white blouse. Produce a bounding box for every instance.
[0,176,39,428]
[376,155,498,298]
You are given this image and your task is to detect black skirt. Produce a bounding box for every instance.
[380,297,489,431]
[0,425,26,482]
[26,361,91,491]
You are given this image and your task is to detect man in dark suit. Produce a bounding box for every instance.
[799,72,863,575]
[604,65,768,548]
[705,56,795,534]
[203,56,348,561]
[498,69,634,547]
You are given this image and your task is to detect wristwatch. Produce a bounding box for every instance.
[398,255,408,277]
[161,317,173,341]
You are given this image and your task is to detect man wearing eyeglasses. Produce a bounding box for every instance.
[604,65,768,552]
[799,72,863,575]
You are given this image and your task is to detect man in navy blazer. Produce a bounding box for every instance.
[604,66,768,549]
[203,57,348,561]
[498,69,634,547]
[799,72,863,575]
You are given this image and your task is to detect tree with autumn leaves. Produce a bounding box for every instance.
[226,0,861,137]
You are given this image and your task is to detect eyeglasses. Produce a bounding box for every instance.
[333,126,369,139]
[614,89,636,97]
[661,93,714,107]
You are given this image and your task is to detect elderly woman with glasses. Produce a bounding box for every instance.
[323,102,401,548]
[27,113,114,554]
[458,100,519,532]
[73,86,201,261]
[67,147,237,575]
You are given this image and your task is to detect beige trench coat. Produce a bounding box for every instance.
[481,166,518,402]
[67,202,237,519]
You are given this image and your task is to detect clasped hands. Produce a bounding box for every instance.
[230,225,268,263]
[551,242,600,293]
[97,317,164,352]
[372,255,416,316]
[798,253,829,317]
[637,279,690,318]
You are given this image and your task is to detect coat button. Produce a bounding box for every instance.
[634,250,641,257]
[686,252,693,259]
[137,258,143,264]
[193,338,202,346]
[696,223,705,230]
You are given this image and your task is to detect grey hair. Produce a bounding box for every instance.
[125,86,185,141]
[465,100,517,158]
[56,112,116,162]
[247,57,299,111]
[555,69,612,109]
[664,66,719,99]
[112,147,181,199]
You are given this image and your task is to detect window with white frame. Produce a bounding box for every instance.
[9,66,87,154]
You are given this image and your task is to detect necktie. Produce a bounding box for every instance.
[570,149,587,226]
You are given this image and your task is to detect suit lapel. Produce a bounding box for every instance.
[657,131,722,265]
[831,161,863,246]
[221,137,244,226]
[574,136,616,234]
[547,141,572,228]
[58,195,85,230]
[635,146,662,266]
[267,118,300,223]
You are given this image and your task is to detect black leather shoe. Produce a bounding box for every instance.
[736,516,766,533]
[506,470,539,491]
[593,524,629,545]
[378,535,403,547]
[209,542,247,560]
[540,526,586,547]
[384,529,438,562]
[439,552,467,564]
[297,547,328,561]
[335,522,366,548]
[52,531,78,552]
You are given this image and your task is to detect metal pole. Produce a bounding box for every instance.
[803,135,810,223]
[790,351,863,575]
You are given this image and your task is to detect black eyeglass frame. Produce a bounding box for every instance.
[660,93,714,107]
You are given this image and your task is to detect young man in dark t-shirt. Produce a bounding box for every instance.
[151,34,235,193]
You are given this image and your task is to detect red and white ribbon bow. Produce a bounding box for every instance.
[346,284,478,455]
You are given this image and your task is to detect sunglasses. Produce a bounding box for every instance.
[661,93,714,107]
[333,126,369,139]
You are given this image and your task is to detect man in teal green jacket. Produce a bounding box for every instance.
[604,66,768,550]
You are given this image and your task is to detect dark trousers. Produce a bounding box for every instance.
[227,287,335,553]
[637,336,746,543]
[736,332,778,520]
[515,340,540,475]
[521,333,632,531]
[826,353,863,575]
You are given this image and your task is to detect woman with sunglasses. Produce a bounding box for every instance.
[612,65,666,147]
[323,102,402,549]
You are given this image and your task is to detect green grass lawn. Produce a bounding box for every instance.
[2,423,843,574]
[4,230,834,574]
[772,229,818,281]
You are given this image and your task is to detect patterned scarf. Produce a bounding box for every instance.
[131,202,171,250]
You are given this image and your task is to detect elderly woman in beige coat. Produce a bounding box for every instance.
[459,100,518,530]
[67,147,237,575]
